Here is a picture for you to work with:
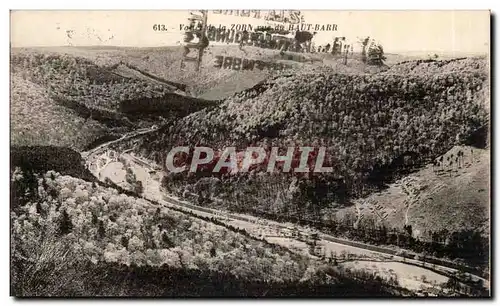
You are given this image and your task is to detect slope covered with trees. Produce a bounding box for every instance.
[10,50,219,149]
[11,74,108,150]
[10,169,402,296]
[140,58,487,200]
[11,51,218,117]
[132,57,489,268]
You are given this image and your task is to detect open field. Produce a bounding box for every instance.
[341,260,448,293]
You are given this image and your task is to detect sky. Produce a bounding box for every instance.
[10,10,490,54]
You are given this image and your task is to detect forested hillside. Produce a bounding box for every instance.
[10,50,218,150]
[10,168,401,296]
[131,58,489,269]
[138,57,487,205]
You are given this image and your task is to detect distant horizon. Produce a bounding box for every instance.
[11,10,490,54]
[10,44,489,58]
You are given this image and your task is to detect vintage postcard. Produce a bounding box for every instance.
[10,10,491,297]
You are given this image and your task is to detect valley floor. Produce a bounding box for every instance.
[86,146,489,295]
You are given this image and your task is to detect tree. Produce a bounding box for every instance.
[294,31,316,53]
[97,220,106,240]
[444,277,461,295]
[125,168,136,186]
[58,209,73,236]
[161,232,175,249]
[359,36,370,63]
[367,42,386,66]
[359,36,386,66]
[134,180,144,195]
[121,235,129,248]
[91,211,98,225]
[125,167,144,195]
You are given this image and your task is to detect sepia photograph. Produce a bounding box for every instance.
[9,9,491,298]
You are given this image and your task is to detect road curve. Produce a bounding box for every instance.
[83,136,489,291]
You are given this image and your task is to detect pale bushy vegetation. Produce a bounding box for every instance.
[11,169,403,296]
[11,169,312,281]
